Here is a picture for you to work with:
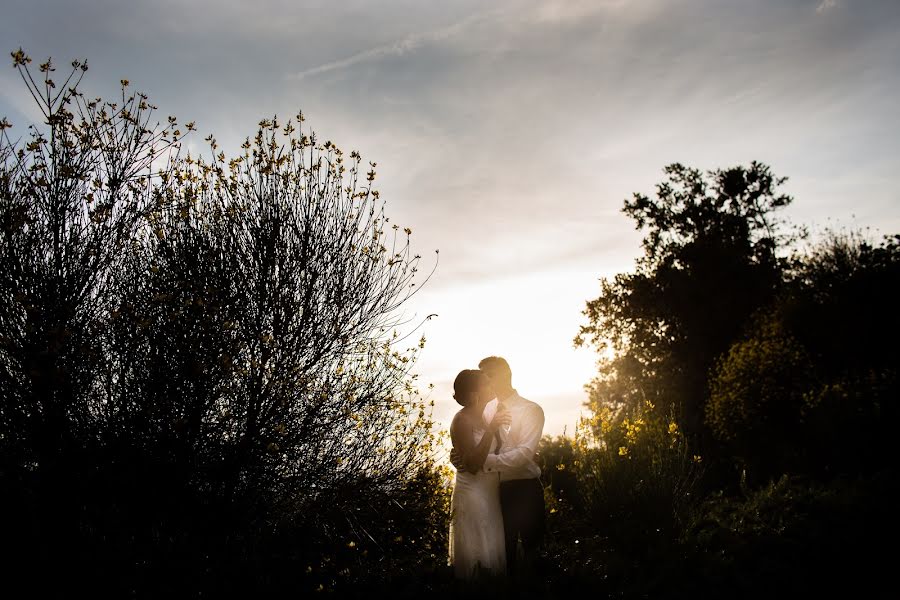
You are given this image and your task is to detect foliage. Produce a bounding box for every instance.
[0,50,442,596]
[571,404,702,579]
[568,165,899,597]
[784,231,900,478]
[706,230,900,482]
[584,208,899,596]
[258,461,454,596]
[537,434,578,508]
[575,163,798,456]
[784,229,900,381]
[539,425,897,599]
[706,321,816,480]
[679,471,898,598]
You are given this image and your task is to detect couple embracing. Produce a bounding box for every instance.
[448,356,545,581]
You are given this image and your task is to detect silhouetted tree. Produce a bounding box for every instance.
[0,52,185,568]
[563,165,898,597]
[707,230,900,481]
[575,162,799,461]
[1,50,442,596]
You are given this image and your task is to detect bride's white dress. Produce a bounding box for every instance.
[448,424,506,579]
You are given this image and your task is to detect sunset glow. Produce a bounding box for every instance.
[4,2,898,448]
[3,1,898,596]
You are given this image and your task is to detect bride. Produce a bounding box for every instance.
[448,369,511,579]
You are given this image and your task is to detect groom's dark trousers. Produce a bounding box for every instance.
[499,477,545,574]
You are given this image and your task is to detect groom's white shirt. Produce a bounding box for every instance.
[481,390,544,481]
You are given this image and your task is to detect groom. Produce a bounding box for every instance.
[452,356,546,576]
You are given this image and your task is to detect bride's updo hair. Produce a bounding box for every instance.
[453,369,485,407]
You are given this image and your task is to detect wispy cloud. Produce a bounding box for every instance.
[817,0,838,14]
[531,0,626,24]
[286,8,503,81]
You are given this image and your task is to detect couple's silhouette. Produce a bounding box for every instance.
[448,356,545,581]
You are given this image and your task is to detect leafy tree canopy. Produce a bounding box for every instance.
[576,162,799,444]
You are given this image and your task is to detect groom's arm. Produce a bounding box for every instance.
[483,404,544,473]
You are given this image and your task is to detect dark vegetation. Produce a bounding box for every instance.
[0,51,444,598]
[2,51,897,598]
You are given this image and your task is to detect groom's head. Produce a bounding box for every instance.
[478,356,513,395]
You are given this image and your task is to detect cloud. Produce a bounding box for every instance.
[531,0,625,24]
[817,0,838,14]
[286,7,504,81]
[287,37,428,81]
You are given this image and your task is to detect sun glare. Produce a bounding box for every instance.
[410,267,600,439]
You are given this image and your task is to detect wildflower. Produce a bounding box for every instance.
[618,446,629,457]
[11,48,30,66]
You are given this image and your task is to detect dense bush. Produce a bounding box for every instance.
[568,165,899,597]
[0,51,444,597]
[679,471,898,598]
[706,324,816,481]
[528,408,704,596]
[706,231,900,483]
[573,404,703,553]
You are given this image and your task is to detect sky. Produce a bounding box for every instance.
[3,0,899,444]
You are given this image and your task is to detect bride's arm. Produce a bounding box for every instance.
[450,412,500,473]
